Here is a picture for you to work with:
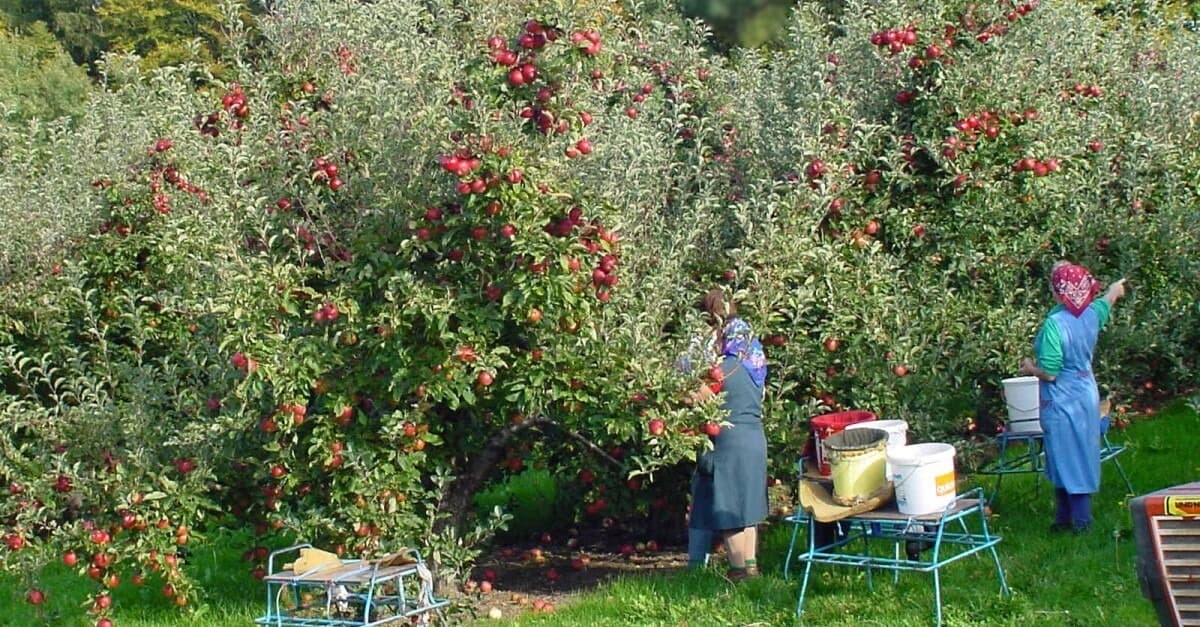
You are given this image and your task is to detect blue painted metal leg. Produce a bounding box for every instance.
[933,564,944,627]
[784,516,802,581]
[1112,454,1134,495]
[990,542,1011,598]
[796,517,816,618]
[862,522,874,592]
[929,505,952,627]
[1103,435,1135,495]
[796,553,815,618]
[892,538,900,586]
[980,511,1011,598]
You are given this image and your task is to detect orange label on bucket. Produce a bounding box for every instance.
[1165,496,1200,517]
[934,471,956,496]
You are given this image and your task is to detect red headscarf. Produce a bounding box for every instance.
[1051,262,1100,317]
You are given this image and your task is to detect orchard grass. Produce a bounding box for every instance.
[506,400,1197,627]
[3,400,1194,626]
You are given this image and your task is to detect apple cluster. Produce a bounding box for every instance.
[581,224,620,301]
[148,146,209,213]
[569,29,603,57]
[230,351,259,374]
[193,111,221,138]
[485,20,600,156]
[1002,0,1040,23]
[869,25,918,54]
[805,158,827,183]
[220,83,249,129]
[941,108,1038,161]
[1011,156,1062,177]
[95,137,210,237]
[335,44,356,75]
[1065,82,1104,99]
[438,150,510,196]
[310,155,345,191]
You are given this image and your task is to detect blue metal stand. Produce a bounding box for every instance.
[784,488,1010,627]
[978,426,1134,505]
[255,544,449,626]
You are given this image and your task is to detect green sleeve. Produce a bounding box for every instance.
[1091,298,1111,329]
[1035,317,1063,376]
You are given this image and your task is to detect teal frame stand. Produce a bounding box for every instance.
[784,488,1010,626]
[255,544,449,627]
[977,426,1135,505]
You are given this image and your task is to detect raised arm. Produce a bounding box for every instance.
[1103,278,1127,307]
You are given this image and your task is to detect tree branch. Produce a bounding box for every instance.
[531,414,624,471]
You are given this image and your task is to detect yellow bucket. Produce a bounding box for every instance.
[826,428,889,506]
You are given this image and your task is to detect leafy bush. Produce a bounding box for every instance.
[473,469,560,540]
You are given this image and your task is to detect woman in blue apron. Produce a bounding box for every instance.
[687,290,769,579]
[1020,262,1127,532]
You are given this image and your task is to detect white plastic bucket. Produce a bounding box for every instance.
[846,419,908,474]
[1001,376,1041,434]
[889,443,957,515]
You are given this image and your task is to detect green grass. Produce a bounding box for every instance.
[503,401,1200,626]
[2,528,261,626]
[3,401,1196,626]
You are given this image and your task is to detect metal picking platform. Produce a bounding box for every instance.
[255,544,449,627]
[784,487,1010,626]
[977,424,1134,505]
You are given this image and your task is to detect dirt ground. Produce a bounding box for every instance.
[445,527,695,623]
[445,483,795,623]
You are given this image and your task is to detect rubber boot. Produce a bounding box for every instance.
[687,527,713,568]
[1069,493,1092,532]
[1050,488,1072,533]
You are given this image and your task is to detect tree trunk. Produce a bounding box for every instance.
[429,415,626,590]
[436,416,550,533]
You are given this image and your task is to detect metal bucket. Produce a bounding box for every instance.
[825,428,889,506]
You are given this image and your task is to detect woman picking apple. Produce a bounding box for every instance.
[1018,262,1126,533]
[687,289,769,580]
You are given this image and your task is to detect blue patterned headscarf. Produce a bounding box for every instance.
[721,317,767,388]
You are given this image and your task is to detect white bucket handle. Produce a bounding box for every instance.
[890,447,955,492]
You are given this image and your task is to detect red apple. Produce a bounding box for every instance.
[476,371,494,387]
[823,337,840,352]
[647,419,666,436]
